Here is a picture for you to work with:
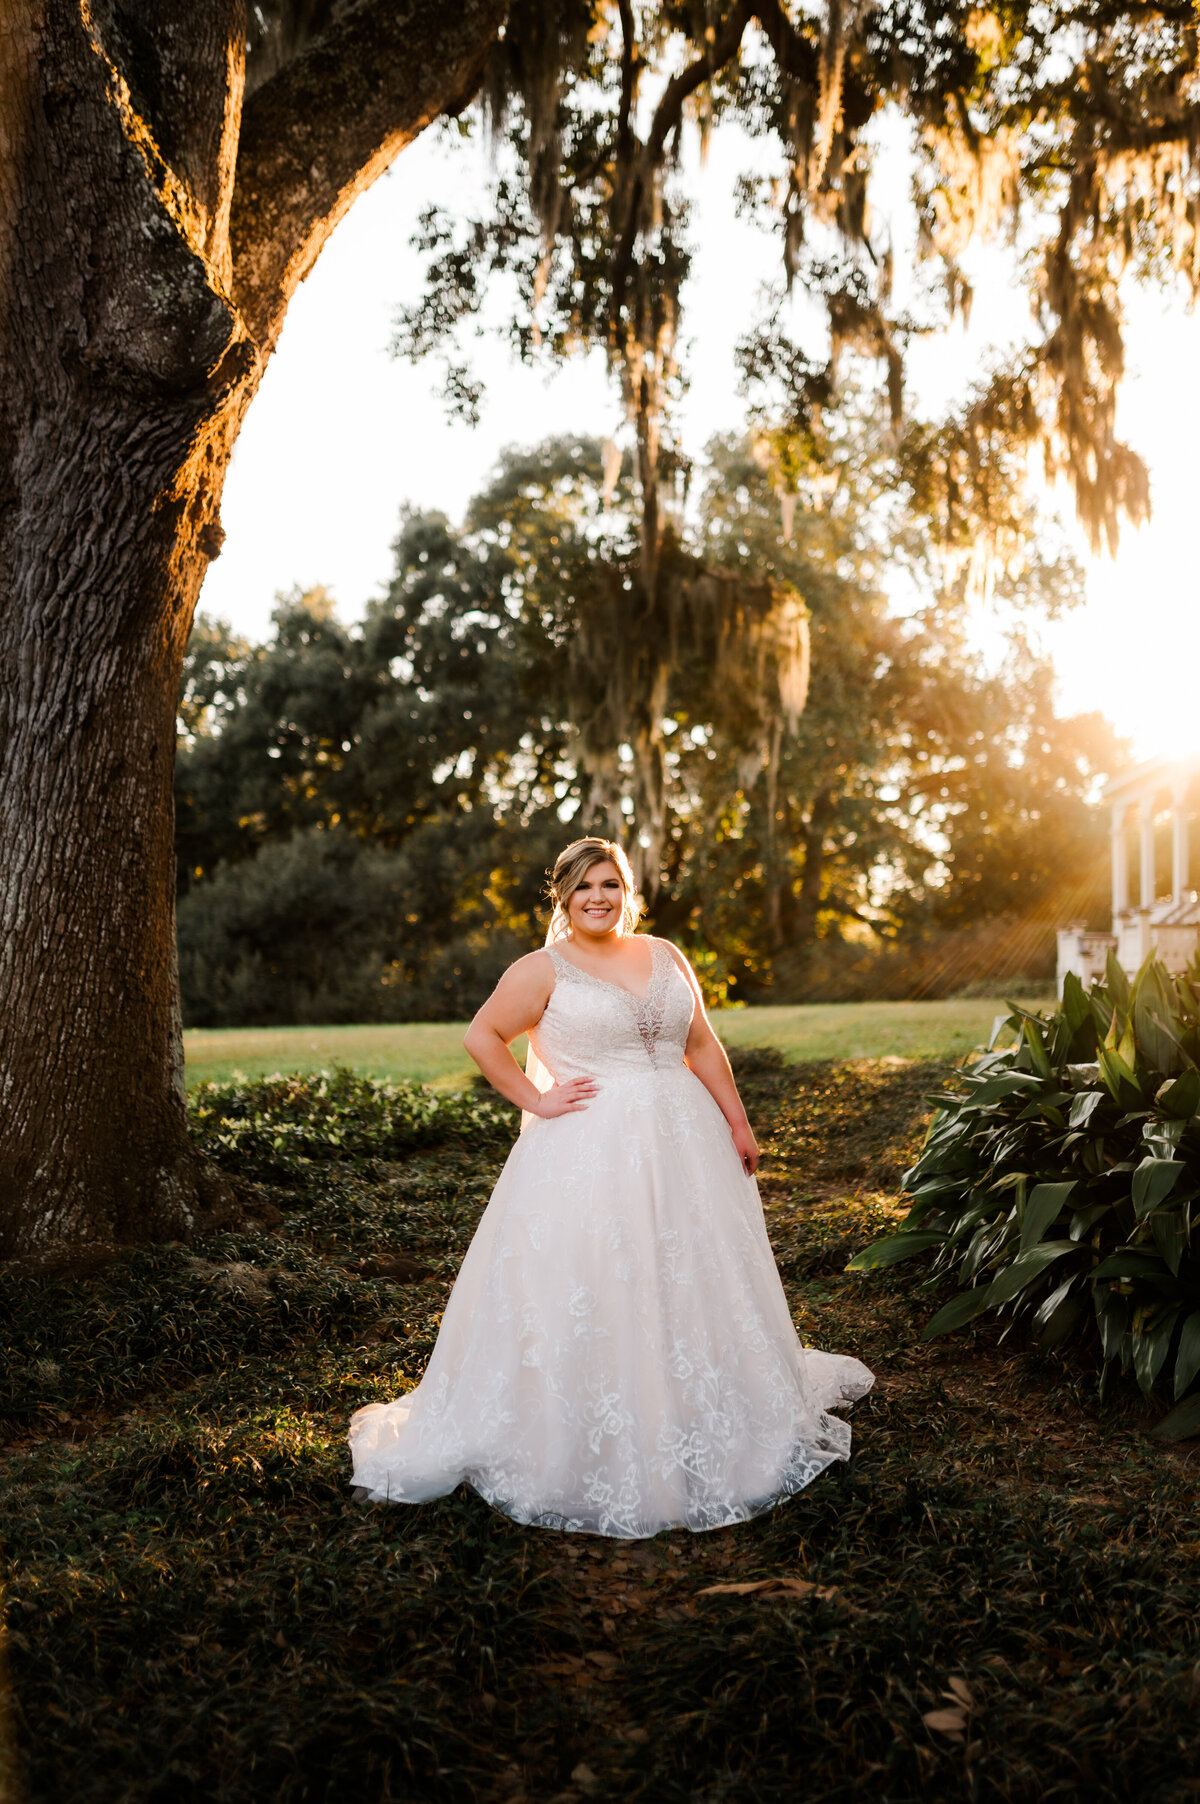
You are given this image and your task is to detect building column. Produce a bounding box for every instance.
[1111,802,1129,925]
[1173,780,1190,903]
[1140,795,1157,909]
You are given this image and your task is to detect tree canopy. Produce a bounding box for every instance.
[177,419,1122,1024]
[386,0,1195,893]
[408,0,1200,551]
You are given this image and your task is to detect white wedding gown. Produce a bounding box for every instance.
[348,938,874,1537]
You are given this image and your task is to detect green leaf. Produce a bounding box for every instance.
[1174,1313,1200,1400]
[922,1288,993,1339]
[1038,1295,1086,1350]
[1117,1016,1137,1069]
[1105,950,1130,1012]
[1032,1272,1077,1330]
[1060,969,1092,1035]
[1097,1045,1140,1105]
[989,1171,1029,1193]
[1157,1067,1200,1119]
[1022,1019,1053,1079]
[847,1231,945,1271]
[1019,1181,1077,1252]
[1069,1200,1111,1241]
[962,1073,1042,1107]
[1096,1295,1130,1361]
[1132,1307,1181,1395]
[1151,1208,1189,1277]
[1138,1008,1188,1077]
[1151,1393,1200,1442]
[987,1241,1076,1304]
[1091,1249,1172,1284]
[1067,1089,1105,1129]
[987,1012,1016,1051]
[1131,1157,1182,1221]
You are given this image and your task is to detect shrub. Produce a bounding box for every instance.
[176,826,534,1027]
[189,1067,517,1181]
[850,953,1200,1437]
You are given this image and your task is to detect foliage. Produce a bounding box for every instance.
[663,432,1119,991]
[851,956,1200,1437]
[4,1054,1199,1802]
[177,430,1119,1023]
[176,820,539,1027]
[391,1,1195,884]
[413,1,1200,571]
[189,1066,517,1181]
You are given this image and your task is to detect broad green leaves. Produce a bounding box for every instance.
[1020,1182,1077,1252]
[847,1231,945,1270]
[849,953,1200,1433]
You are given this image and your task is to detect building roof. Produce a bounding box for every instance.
[1102,754,1200,806]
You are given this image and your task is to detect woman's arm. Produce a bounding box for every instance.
[463,953,598,1118]
[664,943,760,1175]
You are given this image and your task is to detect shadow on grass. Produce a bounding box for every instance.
[1,1054,1198,1801]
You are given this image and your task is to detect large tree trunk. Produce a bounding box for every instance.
[0,385,245,1259]
[0,0,505,1263]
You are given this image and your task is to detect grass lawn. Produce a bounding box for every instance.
[184,996,1043,1089]
[2,1052,1196,1801]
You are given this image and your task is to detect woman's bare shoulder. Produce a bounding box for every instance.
[506,947,556,981]
[477,948,555,1016]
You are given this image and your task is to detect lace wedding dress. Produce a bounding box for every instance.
[348,938,874,1537]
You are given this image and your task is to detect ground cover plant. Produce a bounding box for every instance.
[851,957,1200,1439]
[2,1053,1198,1802]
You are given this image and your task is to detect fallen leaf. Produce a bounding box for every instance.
[922,1707,968,1736]
[944,1676,974,1708]
[696,1579,779,1596]
[696,1577,837,1601]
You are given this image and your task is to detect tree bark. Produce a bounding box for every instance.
[0,0,505,1263]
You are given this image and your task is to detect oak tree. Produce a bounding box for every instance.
[0,0,506,1261]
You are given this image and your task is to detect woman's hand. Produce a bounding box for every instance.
[731,1119,759,1175]
[536,1077,599,1118]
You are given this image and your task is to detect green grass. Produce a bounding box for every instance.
[184,1020,493,1089]
[184,997,1039,1089]
[3,1051,1197,1802]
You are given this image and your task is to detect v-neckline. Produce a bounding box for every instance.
[552,937,659,1003]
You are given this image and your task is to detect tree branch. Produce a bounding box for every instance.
[230,0,508,347]
[608,0,751,335]
[749,0,819,90]
[104,0,246,284]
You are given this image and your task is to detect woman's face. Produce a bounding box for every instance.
[566,860,625,940]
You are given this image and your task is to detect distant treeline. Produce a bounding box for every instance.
[176,432,1119,1026]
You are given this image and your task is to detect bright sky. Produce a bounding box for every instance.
[201,123,1200,764]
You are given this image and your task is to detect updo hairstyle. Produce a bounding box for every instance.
[546,837,644,941]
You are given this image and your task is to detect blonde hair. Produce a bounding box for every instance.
[547,838,644,941]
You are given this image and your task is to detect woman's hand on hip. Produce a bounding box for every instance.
[535,1077,598,1117]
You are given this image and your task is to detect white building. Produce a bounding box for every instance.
[1057,755,1200,994]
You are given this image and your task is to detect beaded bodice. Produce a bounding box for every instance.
[527,937,694,1083]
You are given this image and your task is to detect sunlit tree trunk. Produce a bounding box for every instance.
[0,0,505,1262]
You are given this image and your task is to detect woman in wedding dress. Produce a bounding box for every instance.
[348,837,873,1538]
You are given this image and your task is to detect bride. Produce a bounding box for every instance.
[349,837,873,1537]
